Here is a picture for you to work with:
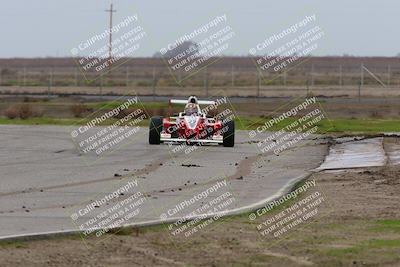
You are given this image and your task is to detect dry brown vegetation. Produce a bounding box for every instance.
[70,104,89,118]
[4,103,42,119]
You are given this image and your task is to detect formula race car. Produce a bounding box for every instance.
[149,96,234,147]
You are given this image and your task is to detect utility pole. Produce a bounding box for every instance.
[105,3,116,62]
[360,63,364,87]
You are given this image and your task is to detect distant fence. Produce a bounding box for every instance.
[0,60,399,100]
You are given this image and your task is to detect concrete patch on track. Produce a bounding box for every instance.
[317,137,387,170]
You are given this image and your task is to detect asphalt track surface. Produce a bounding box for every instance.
[0,125,328,240]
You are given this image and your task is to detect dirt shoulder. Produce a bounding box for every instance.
[0,166,399,267]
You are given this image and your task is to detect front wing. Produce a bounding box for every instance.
[160,133,223,144]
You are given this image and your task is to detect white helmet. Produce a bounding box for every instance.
[185,103,198,116]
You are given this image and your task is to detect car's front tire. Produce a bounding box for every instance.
[223,120,235,147]
[149,116,163,145]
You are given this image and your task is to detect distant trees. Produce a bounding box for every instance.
[153,41,199,58]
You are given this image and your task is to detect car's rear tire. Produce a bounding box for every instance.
[149,116,163,145]
[223,120,235,147]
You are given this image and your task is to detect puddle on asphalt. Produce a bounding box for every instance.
[317,137,386,170]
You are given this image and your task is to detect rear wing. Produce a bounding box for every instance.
[169,99,216,105]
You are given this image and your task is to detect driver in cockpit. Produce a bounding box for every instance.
[184,96,200,116]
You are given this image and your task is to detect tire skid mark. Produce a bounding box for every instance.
[0,156,169,199]
[147,154,261,196]
[0,131,70,141]
[0,154,76,167]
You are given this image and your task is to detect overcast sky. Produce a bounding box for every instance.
[0,0,398,58]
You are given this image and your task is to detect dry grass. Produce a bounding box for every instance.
[70,104,89,118]
[4,104,42,119]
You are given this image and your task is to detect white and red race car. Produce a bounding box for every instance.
[149,96,235,147]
